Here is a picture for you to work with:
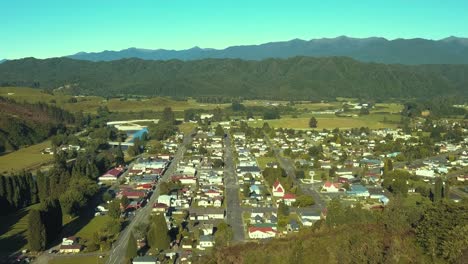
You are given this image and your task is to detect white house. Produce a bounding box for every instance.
[248,227,276,239]
[321,181,341,192]
[157,195,173,207]
[199,235,214,248]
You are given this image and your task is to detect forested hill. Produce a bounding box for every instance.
[0,56,467,100]
[0,97,75,153]
[67,36,468,65]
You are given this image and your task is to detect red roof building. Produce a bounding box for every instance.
[272,180,285,197]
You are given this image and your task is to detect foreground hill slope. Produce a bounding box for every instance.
[0,56,467,99]
[0,97,75,153]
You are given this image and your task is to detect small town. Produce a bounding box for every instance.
[5,107,463,264]
[1,2,468,263]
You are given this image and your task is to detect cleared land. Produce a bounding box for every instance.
[0,140,53,174]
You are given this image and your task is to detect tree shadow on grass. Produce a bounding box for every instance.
[0,208,29,237]
[0,231,27,262]
[52,189,106,246]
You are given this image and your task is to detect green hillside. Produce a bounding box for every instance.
[0,57,467,100]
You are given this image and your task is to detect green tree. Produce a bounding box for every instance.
[27,209,46,251]
[147,214,170,251]
[278,201,290,217]
[108,199,122,219]
[161,107,175,124]
[115,145,125,166]
[215,124,224,137]
[126,231,138,260]
[292,195,315,207]
[243,184,251,197]
[383,159,393,175]
[433,178,443,202]
[309,117,318,128]
[215,222,234,247]
[121,195,130,209]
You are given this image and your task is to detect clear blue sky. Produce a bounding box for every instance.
[1,0,467,59]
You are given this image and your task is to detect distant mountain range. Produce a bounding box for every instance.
[0,59,6,64]
[67,36,468,64]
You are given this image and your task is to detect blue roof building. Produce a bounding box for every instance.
[347,184,370,197]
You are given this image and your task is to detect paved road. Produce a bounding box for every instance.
[223,134,245,242]
[264,134,326,210]
[106,132,193,264]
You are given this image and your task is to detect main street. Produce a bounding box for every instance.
[106,133,193,264]
[223,134,245,242]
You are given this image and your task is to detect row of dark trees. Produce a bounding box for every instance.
[0,172,38,215]
[27,199,63,251]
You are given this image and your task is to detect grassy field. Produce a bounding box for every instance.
[48,255,107,264]
[0,140,53,174]
[247,113,400,130]
[0,87,230,113]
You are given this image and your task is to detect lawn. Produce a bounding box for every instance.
[256,156,277,169]
[0,140,53,174]
[74,215,111,241]
[48,255,107,264]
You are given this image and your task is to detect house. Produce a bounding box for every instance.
[282,193,296,206]
[213,197,223,207]
[132,256,158,264]
[205,189,222,198]
[120,190,146,200]
[157,194,173,207]
[322,181,341,192]
[300,212,321,226]
[287,220,300,232]
[197,199,210,207]
[415,169,436,178]
[59,244,81,253]
[61,237,78,246]
[152,203,168,212]
[248,227,276,239]
[249,185,261,195]
[189,208,225,220]
[199,235,215,248]
[201,223,214,235]
[98,167,124,181]
[237,166,261,177]
[347,184,370,197]
[338,175,355,184]
[272,181,285,197]
[172,175,197,185]
[266,213,278,224]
